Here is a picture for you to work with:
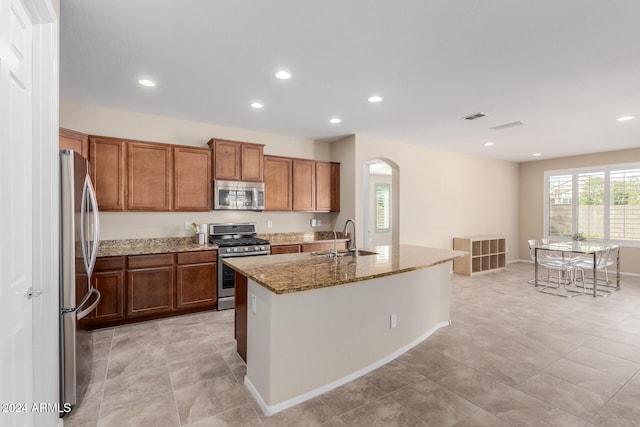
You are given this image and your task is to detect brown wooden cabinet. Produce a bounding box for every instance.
[59,128,89,159]
[264,156,293,211]
[90,135,211,212]
[316,162,340,212]
[90,250,218,329]
[301,241,348,252]
[208,138,264,182]
[292,159,316,211]
[89,136,126,211]
[173,146,212,211]
[127,142,173,211]
[270,244,301,255]
[91,257,125,323]
[127,254,175,317]
[176,251,217,309]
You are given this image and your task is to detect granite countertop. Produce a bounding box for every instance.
[96,231,351,257]
[97,237,219,257]
[223,245,467,295]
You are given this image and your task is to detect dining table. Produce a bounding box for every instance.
[534,241,620,297]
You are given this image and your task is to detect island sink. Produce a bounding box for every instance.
[311,249,378,258]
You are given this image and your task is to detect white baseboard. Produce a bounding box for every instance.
[244,319,452,417]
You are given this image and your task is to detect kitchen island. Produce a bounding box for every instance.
[224,244,465,416]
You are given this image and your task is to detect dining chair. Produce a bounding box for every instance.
[528,240,585,297]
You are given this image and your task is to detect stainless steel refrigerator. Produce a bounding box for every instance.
[59,150,101,411]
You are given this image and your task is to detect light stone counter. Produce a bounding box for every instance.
[223,244,466,294]
[97,237,218,257]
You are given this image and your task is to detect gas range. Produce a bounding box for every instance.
[208,223,270,254]
[208,223,270,310]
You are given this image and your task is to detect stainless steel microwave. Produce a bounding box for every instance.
[214,180,265,211]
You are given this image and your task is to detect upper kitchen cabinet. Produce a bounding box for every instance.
[207,138,264,182]
[173,146,211,211]
[292,159,316,211]
[89,136,126,211]
[90,135,211,212]
[127,141,173,211]
[59,128,89,159]
[316,161,340,212]
[264,155,292,211]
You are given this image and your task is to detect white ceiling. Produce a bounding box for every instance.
[60,0,640,163]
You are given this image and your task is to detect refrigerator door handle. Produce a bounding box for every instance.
[76,288,101,320]
[80,176,100,278]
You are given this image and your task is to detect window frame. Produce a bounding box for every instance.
[544,161,640,247]
[374,183,391,233]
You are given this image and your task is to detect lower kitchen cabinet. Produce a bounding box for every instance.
[270,244,301,255]
[90,250,218,328]
[127,254,175,317]
[91,256,125,323]
[176,251,217,309]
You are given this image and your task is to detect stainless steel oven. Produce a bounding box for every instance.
[209,223,270,310]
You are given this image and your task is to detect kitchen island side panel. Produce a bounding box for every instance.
[245,263,451,411]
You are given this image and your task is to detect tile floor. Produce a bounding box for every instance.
[64,262,640,426]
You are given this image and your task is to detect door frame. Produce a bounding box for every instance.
[28,0,61,425]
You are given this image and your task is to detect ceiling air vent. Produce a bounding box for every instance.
[491,120,527,130]
[462,112,487,120]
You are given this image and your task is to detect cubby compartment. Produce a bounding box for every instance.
[453,236,507,276]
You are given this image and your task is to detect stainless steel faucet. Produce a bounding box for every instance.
[330,230,338,259]
[342,218,357,256]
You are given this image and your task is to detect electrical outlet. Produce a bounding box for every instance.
[317,219,322,226]
[184,221,192,231]
[310,218,317,227]
[251,294,257,314]
[390,314,397,328]
[267,220,273,229]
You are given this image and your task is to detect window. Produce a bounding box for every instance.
[375,183,390,233]
[545,163,640,244]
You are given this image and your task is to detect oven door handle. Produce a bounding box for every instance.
[219,252,270,259]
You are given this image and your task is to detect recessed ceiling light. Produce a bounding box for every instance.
[274,70,292,80]
[137,79,156,87]
[616,116,635,122]
[329,118,341,124]
[368,95,383,103]
[484,142,495,147]
[532,153,542,157]
[250,102,264,109]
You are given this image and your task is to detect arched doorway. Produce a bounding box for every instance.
[363,159,399,249]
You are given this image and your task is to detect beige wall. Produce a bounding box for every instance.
[60,102,334,239]
[519,147,640,274]
[351,135,520,259]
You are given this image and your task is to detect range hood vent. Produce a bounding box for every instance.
[462,112,487,120]
[491,120,527,130]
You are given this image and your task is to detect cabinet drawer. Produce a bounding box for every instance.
[177,251,217,265]
[95,256,125,271]
[128,253,174,269]
[270,245,300,255]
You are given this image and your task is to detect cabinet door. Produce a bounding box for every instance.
[270,244,300,255]
[91,270,125,323]
[174,146,212,211]
[241,143,264,182]
[176,262,216,309]
[91,257,126,324]
[212,139,241,181]
[292,159,316,211]
[127,141,173,210]
[264,156,292,211]
[301,241,348,252]
[315,162,340,212]
[127,266,175,317]
[89,137,126,211]
[59,128,89,159]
